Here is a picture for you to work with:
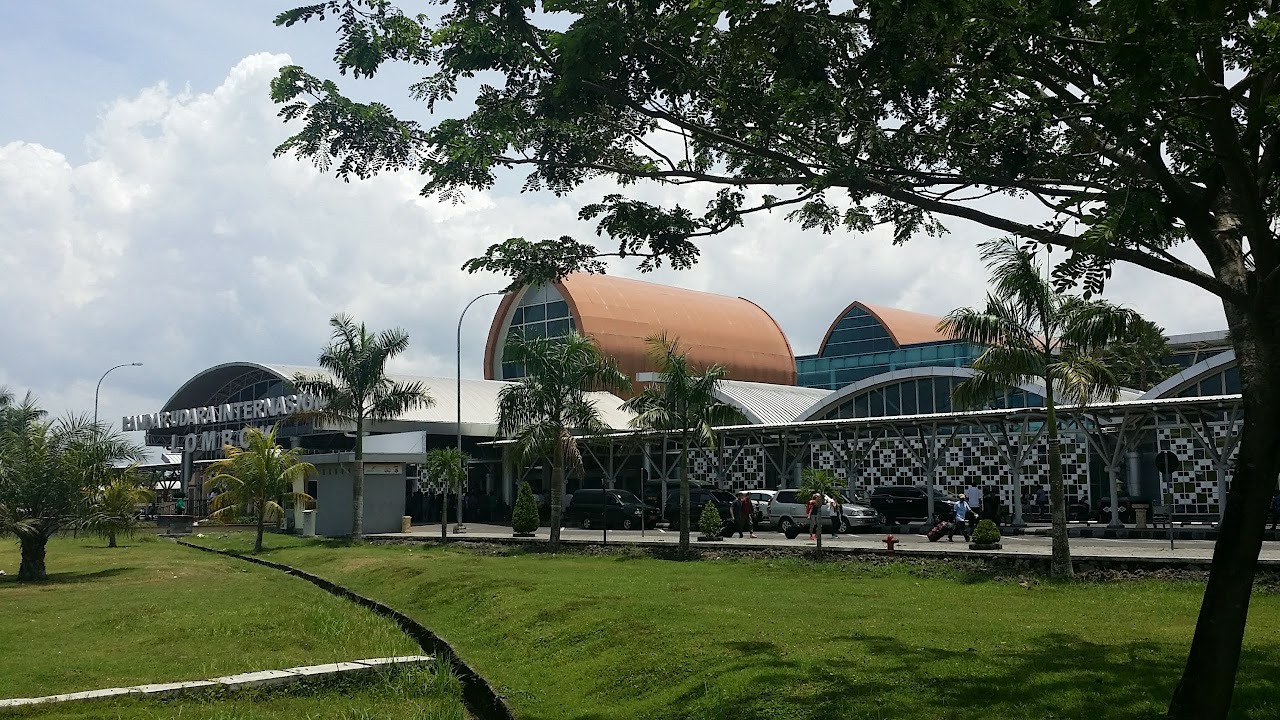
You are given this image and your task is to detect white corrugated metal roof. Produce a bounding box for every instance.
[263,363,634,434]
[714,379,832,425]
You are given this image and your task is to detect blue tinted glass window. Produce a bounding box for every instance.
[884,385,901,415]
[524,304,546,322]
[866,388,885,416]
[1225,366,1241,393]
[855,393,870,417]
[546,318,570,337]
[901,380,918,415]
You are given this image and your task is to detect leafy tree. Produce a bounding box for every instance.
[496,330,629,552]
[83,472,153,548]
[623,334,744,552]
[205,425,316,553]
[0,400,143,580]
[511,481,539,535]
[294,313,433,540]
[697,497,722,540]
[973,518,1002,545]
[940,238,1136,578]
[1099,318,1180,391]
[799,467,841,556]
[271,2,1280,713]
[424,447,470,539]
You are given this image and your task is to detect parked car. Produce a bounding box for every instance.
[566,488,658,530]
[643,478,709,510]
[663,488,736,534]
[747,490,777,522]
[766,489,881,536]
[869,485,957,524]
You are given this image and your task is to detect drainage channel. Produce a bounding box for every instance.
[176,540,516,720]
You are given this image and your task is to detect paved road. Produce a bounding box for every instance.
[378,523,1280,562]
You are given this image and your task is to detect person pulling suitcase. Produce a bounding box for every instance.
[950,496,973,542]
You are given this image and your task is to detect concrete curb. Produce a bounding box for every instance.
[176,540,516,720]
[0,657,431,709]
[364,532,1280,572]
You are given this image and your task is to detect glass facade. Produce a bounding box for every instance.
[1176,365,1241,397]
[797,306,982,390]
[500,284,576,380]
[813,376,1045,420]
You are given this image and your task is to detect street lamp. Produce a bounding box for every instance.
[94,362,144,428]
[456,290,506,532]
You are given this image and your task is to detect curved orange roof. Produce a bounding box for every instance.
[484,274,796,392]
[817,301,948,354]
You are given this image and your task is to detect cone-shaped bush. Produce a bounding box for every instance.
[699,500,723,538]
[511,481,539,534]
[973,519,1001,544]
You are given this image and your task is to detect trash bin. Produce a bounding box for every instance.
[401,515,412,533]
[302,510,316,537]
[1131,501,1151,529]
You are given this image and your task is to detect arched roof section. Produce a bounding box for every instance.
[714,379,832,425]
[817,301,949,357]
[485,274,797,392]
[1140,350,1237,400]
[154,362,636,435]
[797,366,1049,421]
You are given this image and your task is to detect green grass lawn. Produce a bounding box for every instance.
[190,531,1280,720]
[0,535,418,699]
[1,664,467,720]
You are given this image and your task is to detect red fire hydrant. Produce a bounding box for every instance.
[883,534,899,554]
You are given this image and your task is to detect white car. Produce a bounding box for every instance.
[746,490,776,523]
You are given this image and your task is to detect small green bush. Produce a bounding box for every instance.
[511,482,539,534]
[699,501,722,538]
[973,519,1001,544]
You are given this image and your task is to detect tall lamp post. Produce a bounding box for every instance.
[94,362,144,428]
[456,290,506,533]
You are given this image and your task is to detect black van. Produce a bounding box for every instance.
[566,488,658,530]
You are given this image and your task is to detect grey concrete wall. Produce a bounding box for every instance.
[314,466,407,537]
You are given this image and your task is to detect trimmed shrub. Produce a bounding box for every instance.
[973,519,1001,544]
[699,501,723,538]
[511,482,539,534]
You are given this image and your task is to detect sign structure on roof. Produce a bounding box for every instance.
[122,394,325,432]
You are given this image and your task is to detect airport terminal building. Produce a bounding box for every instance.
[129,274,1243,535]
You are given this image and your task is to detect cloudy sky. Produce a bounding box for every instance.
[0,1,1226,440]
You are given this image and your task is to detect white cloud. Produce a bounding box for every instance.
[0,53,1227,438]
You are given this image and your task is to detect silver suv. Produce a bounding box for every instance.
[766,489,881,536]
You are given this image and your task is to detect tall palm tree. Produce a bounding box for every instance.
[799,467,842,557]
[1099,318,1179,390]
[623,334,745,552]
[83,471,154,548]
[939,237,1137,579]
[424,447,470,540]
[0,403,143,580]
[205,425,315,553]
[294,314,433,540]
[497,330,629,552]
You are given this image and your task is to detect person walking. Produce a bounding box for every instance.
[949,495,972,542]
[828,495,844,538]
[735,491,756,538]
[806,492,822,541]
[964,483,983,522]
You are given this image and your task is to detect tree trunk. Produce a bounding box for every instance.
[19,534,48,581]
[815,501,823,557]
[353,416,365,540]
[441,487,449,539]
[679,434,690,553]
[550,442,564,552]
[108,530,117,549]
[1043,382,1074,579]
[255,515,265,553]
[1168,309,1280,719]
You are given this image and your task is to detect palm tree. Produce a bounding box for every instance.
[205,425,315,553]
[497,330,629,552]
[0,403,143,580]
[424,447,470,540]
[623,334,745,552]
[799,467,842,557]
[939,237,1137,578]
[293,314,433,540]
[83,472,153,548]
[1099,318,1179,390]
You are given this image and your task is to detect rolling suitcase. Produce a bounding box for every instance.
[926,520,951,542]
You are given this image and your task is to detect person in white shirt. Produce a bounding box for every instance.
[964,485,983,520]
